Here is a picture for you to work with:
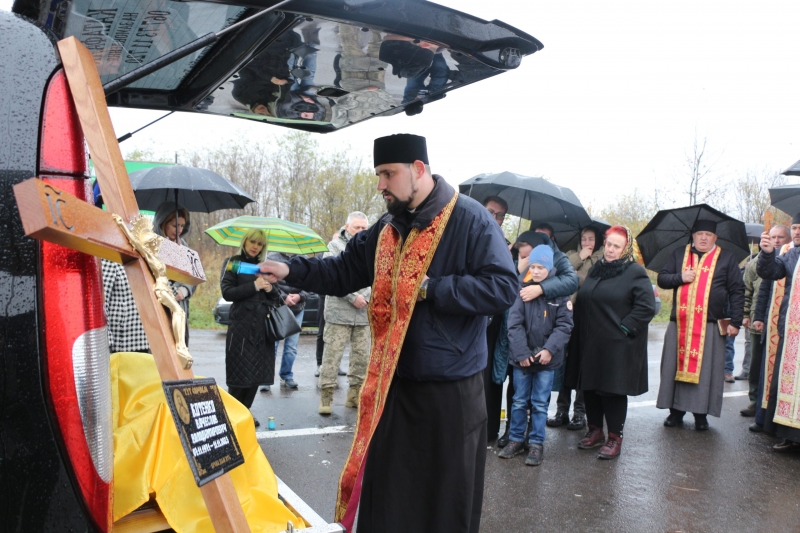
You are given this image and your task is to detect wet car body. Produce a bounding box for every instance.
[1,1,541,530]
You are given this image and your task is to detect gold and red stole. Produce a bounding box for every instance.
[773,246,800,428]
[334,191,459,527]
[675,244,722,384]
[762,243,790,409]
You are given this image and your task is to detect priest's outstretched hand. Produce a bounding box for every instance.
[258,259,290,280]
[760,231,773,253]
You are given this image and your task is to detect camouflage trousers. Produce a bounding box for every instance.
[320,323,370,390]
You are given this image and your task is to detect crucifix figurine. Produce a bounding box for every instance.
[13,36,251,533]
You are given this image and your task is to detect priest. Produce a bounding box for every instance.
[656,221,745,430]
[257,134,518,532]
[756,215,800,452]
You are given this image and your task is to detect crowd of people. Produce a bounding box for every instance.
[97,132,800,533]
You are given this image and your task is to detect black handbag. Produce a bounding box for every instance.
[265,304,302,341]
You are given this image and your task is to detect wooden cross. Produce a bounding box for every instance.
[13,37,251,533]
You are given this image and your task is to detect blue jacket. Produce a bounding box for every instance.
[285,176,519,381]
[506,272,573,373]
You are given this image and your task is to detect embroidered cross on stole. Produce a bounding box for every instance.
[773,247,800,429]
[675,244,722,384]
[335,191,459,529]
[762,243,790,409]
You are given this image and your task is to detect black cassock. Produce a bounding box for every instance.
[285,177,518,533]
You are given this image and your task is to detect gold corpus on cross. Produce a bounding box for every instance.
[113,215,193,368]
[13,37,250,533]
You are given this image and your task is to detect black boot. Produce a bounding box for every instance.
[497,423,511,448]
[664,408,685,427]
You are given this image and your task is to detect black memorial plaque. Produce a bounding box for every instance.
[163,378,244,486]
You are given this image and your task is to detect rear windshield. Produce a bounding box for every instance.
[61,0,247,90]
[200,16,495,128]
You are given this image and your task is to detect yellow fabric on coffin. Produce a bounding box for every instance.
[111,351,302,532]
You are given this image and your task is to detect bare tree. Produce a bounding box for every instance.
[684,132,723,206]
[732,167,786,224]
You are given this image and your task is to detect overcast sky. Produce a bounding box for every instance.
[4,0,800,212]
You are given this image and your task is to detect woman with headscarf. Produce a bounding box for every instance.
[220,229,282,426]
[564,226,656,460]
[153,201,197,346]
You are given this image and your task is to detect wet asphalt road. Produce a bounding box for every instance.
[190,325,800,532]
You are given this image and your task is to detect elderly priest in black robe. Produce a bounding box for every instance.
[656,220,745,430]
[258,134,518,533]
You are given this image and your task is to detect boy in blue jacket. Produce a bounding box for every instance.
[500,245,574,466]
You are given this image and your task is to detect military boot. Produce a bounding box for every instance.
[345,386,360,408]
[318,388,334,415]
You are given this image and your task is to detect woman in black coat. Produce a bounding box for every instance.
[221,229,281,426]
[565,225,655,460]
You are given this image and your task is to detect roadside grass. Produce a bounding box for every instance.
[188,261,225,331]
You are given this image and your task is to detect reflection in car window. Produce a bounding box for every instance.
[63,0,246,90]
[202,17,495,129]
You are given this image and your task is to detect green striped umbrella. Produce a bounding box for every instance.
[205,216,329,254]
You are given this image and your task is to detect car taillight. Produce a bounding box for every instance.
[39,69,112,532]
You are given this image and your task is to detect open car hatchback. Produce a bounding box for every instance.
[17,0,542,132]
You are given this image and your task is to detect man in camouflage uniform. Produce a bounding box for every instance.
[319,212,371,414]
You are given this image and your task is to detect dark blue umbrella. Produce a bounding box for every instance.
[129,165,255,213]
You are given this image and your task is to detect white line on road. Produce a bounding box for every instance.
[257,392,751,440]
[627,390,748,409]
[257,425,352,440]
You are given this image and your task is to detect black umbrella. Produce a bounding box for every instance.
[529,217,611,253]
[636,204,749,272]
[769,184,800,217]
[129,165,255,213]
[745,223,764,245]
[459,172,592,229]
[782,159,800,176]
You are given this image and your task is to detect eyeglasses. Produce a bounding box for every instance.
[486,208,506,222]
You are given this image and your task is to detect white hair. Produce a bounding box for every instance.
[347,211,369,224]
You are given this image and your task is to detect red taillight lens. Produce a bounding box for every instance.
[39,70,88,175]
[39,68,112,532]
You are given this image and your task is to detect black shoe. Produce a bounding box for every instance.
[740,404,756,417]
[253,416,260,428]
[525,443,544,466]
[694,415,709,431]
[749,423,764,433]
[567,414,587,431]
[773,439,800,453]
[497,431,511,448]
[735,372,749,381]
[546,412,569,428]
[498,440,526,459]
[664,413,684,427]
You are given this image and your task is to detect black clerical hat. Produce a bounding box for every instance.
[793,212,800,225]
[514,230,547,248]
[691,220,717,234]
[373,134,429,167]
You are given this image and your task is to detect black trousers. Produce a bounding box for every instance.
[227,385,258,409]
[316,296,325,367]
[483,314,505,440]
[358,372,487,533]
[748,332,762,405]
[555,386,585,416]
[584,390,627,436]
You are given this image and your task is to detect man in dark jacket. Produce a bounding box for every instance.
[756,218,800,451]
[257,134,518,533]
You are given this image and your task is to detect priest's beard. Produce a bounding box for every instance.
[383,173,418,216]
